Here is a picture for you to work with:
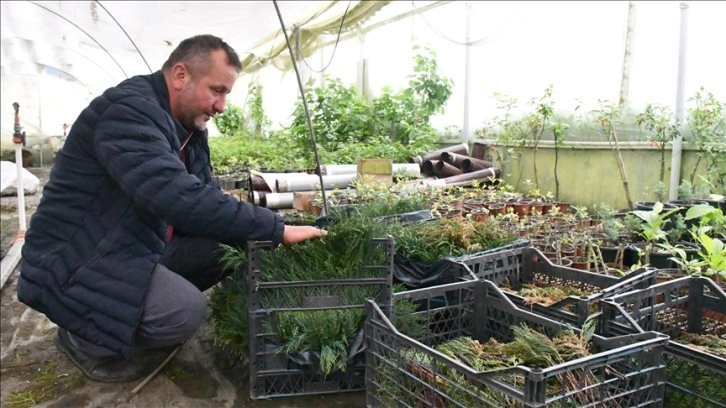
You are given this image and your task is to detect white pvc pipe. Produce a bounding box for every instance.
[0,240,23,289]
[264,192,294,209]
[393,163,422,177]
[669,2,689,201]
[276,174,357,193]
[320,163,421,177]
[14,143,26,232]
[462,1,472,142]
[320,164,357,175]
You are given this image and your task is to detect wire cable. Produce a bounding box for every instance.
[272,0,329,216]
[411,0,498,46]
[96,1,152,73]
[28,1,128,78]
[296,1,352,74]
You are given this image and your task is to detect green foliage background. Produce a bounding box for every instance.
[209,45,454,174]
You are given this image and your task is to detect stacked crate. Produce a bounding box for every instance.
[246,237,394,399]
[449,245,658,326]
[365,279,669,407]
[600,275,726,407]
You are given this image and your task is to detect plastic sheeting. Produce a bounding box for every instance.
[1,0,381,146]
[3,1,726,150]
[0,161,39,196]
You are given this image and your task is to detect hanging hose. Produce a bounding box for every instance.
[271,0,329,216]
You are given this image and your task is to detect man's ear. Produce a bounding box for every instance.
[169,63,190,91]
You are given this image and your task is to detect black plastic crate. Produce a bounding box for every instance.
[246,237,394,399]
[365,279,668,407]
[600,275,726,407]
[393,239,530,290]
[448,246,657,326]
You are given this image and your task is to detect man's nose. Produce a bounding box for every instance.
[213,96,226,114]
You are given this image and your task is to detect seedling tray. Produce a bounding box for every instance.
[365,279,668,407]
[600,275,726,407]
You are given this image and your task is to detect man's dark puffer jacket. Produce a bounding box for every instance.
[18,71,284,358]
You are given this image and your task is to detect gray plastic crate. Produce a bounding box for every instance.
[448,246,657,326]
[365,279,668,407]
[246,236,394,400]
[600,275,726,407]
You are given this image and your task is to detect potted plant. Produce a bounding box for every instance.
[475,93,528,184]
[686,87,726,194]
[550,120,570,202]
[635,103,680,196]
[661,204,726,287]
[571,205,591,228]
[527,85,555,190]
[630,202,683,268]
[591,100,634,210]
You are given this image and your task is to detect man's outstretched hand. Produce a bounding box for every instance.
[282,225,327,246]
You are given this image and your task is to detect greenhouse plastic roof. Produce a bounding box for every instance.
[3,1,725,149]
[0,0,388,144]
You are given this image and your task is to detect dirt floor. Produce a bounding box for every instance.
[0,166,366,408]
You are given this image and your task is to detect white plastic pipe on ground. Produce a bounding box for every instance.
[276,174,357,192]
[263,192,295,209]
[0,239,23,289]
[2,143,27,290]
[320,163,421,177]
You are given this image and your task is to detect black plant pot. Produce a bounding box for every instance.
[703,198,726,212]
[666,199,710,231]
[648,250,675,269]
[634,201,678,211]
[600,244,640,267]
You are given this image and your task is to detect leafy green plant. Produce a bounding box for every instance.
[594,204,624,243]
[210,198,443,376]
[407,44,454,121]
[378,319,603,407]
[529,85,556,189]
[677,180,695,202]
[212,103,246,137]
[476,93,537,183]
[631,202,683,266]
[650,180,668,203]
[682,204,726,283]
[687,87,726,192]
[290,78,372,151]
[550,120,570,201]
[592,100,634,209]
[289,44,452,158]
[635,103,680,186]
[208,132,310,174]
[246,81,272,138]
[394,217,517,264]
[571,205,589,219]
[685,203,726,237]
[685,231,726,284]
[209,248,251,358]
[212,215,391,375]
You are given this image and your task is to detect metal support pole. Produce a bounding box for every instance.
[669,2,689,200]
[318,44,325,87]
[357,30,367,100]
[462,1,472,143]
[12,102,27,232]
[14,145,27,232]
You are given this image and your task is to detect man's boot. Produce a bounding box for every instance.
[54,328,176,383]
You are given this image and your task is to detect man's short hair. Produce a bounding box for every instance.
[162,34,242,76]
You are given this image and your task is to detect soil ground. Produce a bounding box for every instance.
[0,166,365,408]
